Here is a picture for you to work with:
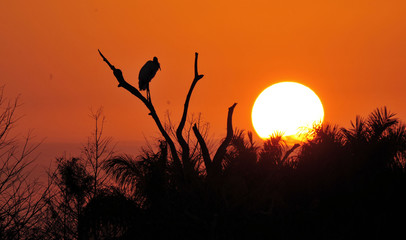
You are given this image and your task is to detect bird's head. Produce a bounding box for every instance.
[153,56,161,70]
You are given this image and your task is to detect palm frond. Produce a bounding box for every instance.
[368,107,398,139]
[309,123,343,145]
[103,155,139,194]
[341,115,368,143]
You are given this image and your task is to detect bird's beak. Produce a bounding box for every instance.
[159,66,161,71]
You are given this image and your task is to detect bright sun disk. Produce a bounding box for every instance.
[251,82,324,142]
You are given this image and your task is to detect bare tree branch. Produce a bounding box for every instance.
[0,90,51,239]
[192,103,237,176]
[212,103,237,173]
[98,50,182,170]
[177,52,204,170]
[99,50,238,180]
[192,124,212,175]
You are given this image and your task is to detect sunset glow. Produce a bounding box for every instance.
[1,1,406,238]
[1,1,406,145]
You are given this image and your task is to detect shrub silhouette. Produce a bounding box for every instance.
[78,189,143,240]
[45,157,93,240]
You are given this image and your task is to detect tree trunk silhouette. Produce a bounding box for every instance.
[98,50,182,171]
[98,50,237,178]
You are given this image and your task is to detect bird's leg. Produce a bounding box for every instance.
[147,85,151,102]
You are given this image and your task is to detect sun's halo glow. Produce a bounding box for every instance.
[251,82,324,142]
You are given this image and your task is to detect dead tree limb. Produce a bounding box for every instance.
[193,103,237,176]
[98,50,181,170]
[192,123,212,174]
[176,53,204,168]
[99,50,237,178]
[212,103,237,173]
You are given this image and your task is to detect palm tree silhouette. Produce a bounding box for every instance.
[294,107,406,238]
[104,141,168,208]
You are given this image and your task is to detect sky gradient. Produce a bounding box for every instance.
[1,1,406,157]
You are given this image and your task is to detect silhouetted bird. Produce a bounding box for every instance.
[139,57,160,102]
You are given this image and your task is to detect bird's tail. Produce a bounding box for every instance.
[139,82,147,91]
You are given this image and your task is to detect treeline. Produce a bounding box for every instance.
[2,52,406,239]
[2,104,406,239]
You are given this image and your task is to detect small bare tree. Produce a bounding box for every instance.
[0,87,50,239]
[43,108,115,240]
[98,51,237,180]
[82,107,115,197]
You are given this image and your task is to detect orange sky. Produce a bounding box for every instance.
[1,1,406,154]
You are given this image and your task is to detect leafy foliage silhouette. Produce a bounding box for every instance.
[44,157,93,240]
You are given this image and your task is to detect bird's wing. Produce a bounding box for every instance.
[139,61,154,80]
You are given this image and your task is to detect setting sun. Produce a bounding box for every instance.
[252,82,324,141]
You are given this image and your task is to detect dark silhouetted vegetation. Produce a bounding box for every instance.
[3,53,406,239]
[76,108,406,239]
[0,87,50,240]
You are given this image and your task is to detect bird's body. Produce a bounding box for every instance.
[139,57,160,101]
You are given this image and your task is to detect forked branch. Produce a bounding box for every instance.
[98,50,181,169]
[99,50,237,177]
[177,52,204,167]
[193,103,237,176]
